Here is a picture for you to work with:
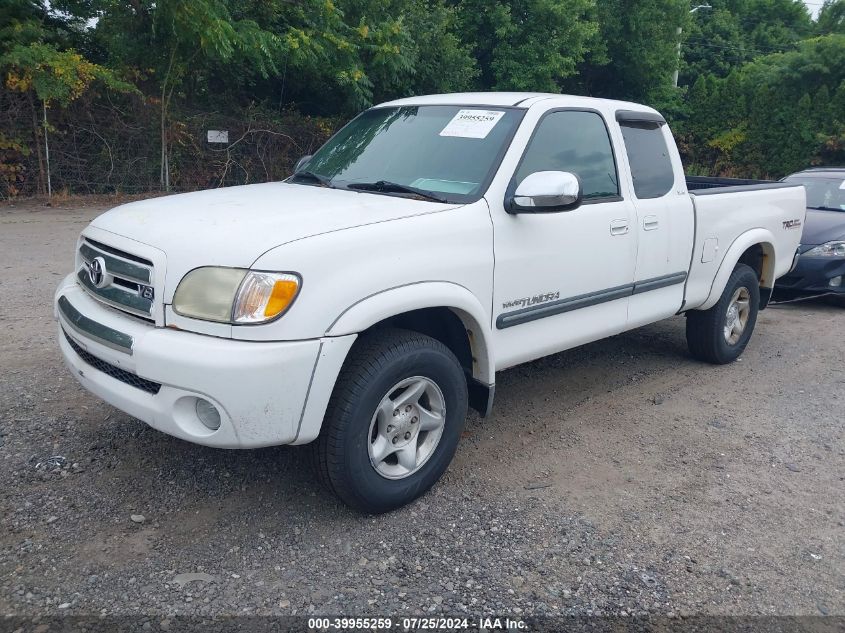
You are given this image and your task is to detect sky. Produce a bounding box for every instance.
[803,1,824,18]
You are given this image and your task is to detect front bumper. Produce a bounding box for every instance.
[775,253,845,295]
[55,275,355,448]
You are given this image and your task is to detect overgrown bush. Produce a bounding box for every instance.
[0,89,335,198]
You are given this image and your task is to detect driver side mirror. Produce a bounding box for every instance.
[507,171,583,214]
[294,155,312,173]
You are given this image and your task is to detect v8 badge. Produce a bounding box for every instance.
[139,285,154,301]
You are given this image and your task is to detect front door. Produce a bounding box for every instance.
[489,108,638,370]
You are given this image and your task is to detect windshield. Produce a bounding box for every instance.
[296,105,524,202]
[784,175,845,211]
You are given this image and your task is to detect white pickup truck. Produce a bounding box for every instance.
[55,92,805,512]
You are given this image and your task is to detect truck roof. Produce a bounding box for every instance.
[789,167,845,176]
[377,92,659,114]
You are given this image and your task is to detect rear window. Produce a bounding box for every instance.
[620,123,674,199]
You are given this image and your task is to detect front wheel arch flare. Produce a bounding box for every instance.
[324,282,494,385]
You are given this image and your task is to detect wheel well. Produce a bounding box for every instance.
[737,242,776,283]
[363,308,493,417]
[368,307,473,374]
[738,244,764,280]
[737,242,775,309]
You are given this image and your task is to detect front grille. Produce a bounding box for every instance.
[64,330,162,395]
[78,239,155,320]
[86,238,153,267]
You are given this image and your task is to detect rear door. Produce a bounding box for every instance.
[616,113,695,326]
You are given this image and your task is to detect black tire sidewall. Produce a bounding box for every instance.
[713,267,760,362]
[338,344,467,512]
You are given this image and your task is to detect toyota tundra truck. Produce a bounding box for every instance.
[55,92,806,513]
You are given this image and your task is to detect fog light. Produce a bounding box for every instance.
[195,398,221,431]
[829,276,842,288]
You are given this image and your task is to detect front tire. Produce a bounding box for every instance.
[313,328,468,514]
[686,264,760,364]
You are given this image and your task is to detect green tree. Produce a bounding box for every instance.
[77,0,284,189]
[816,0,845,34]
[587,0,688,103]
[682,0,813,85]
[457,0,597,92]
[813,84,833,132]
[0,0,83,55]
[815,79,845,165]
[682,35,845,176]
[364,0,477,100]
[1,1,134,195]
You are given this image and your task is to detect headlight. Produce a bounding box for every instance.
[232,271,300,323]
[173,267,300,324]
[804,241,845,258]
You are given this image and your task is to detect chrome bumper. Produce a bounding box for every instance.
[57,295,133,355]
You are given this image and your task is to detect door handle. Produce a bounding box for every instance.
[610,219,629,236]
[643,215,659,231]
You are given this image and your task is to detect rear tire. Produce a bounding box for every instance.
[686,264,760,364]
[312,328,468,514]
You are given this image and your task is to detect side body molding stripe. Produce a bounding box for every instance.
[496,271,688,329]
[631,271,689,295]
[497,284,632,329]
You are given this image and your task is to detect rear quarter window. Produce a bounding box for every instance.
[620,123,674,199]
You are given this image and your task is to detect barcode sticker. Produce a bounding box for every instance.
[440,110,506,139]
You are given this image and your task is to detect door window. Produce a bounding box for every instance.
[620,123,674,199]
[515,111,620,201]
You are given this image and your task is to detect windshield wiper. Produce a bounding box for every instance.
[289,170,334,188]
[345,180,447,203]
[809,205,845,212]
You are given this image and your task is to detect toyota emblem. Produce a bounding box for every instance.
[87,256,108,288]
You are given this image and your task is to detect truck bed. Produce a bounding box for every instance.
[683,181,806,311]
[686,175,797,196]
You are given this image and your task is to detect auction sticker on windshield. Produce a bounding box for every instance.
[440,109,506,139]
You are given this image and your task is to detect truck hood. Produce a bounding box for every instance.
[800,208,845,246]
[90,182,458,269]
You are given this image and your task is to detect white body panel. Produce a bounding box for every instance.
[483,99,638,370]
[54,92,805,449]
[55,276,354,447]
[245,201,494,343]
[625,124,696,328]
[88,183,462,306]
[685,187,807,310]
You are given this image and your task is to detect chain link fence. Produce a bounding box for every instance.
[0,89,336,199]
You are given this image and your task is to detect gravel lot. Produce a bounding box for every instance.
[1,200,843,623]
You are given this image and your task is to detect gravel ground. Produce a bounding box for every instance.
[0,200,843,623]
